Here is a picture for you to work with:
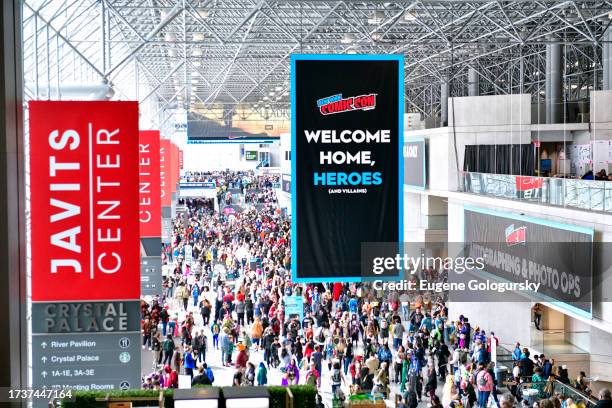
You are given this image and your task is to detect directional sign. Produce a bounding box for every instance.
[141,256,163,296]
[31,301,141,400]
[161,218,173,244]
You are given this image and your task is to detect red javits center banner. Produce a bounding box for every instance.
[29,101,140,301]
[139,130,161,238]
[160,139,172,208]
[171,142,179,197]
[28,101,141,392]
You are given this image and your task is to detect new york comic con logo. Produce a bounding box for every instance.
[316,93,377,115]
[505,224,526,246]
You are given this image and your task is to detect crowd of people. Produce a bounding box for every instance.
[140,170,606,408]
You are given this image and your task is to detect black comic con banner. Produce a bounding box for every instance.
[463,207,593,315]
[291,55,404,282]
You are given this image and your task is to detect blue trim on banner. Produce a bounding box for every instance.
[462,205,593,319]
[290,53,405,283]
[463,205,594,236]
[187,139,276,144]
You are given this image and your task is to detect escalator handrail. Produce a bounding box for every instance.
[550,379,598,405]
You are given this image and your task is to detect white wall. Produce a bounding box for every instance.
[447,301,533,348]
[591,90,612,140]
[280,133,291,175]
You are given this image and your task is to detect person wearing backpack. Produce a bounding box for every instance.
[476,362,494,408]
[162,334,175,365]
[257,361,268,385]
[192,284,200,307]
[203,362,214,384]
[379,316,390,341]
[211,321,220,349]
[160,306,170,336]
[331,361,345,397]
[183,346,196,379]
[305,361,319,387]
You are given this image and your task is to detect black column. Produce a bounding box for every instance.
[0,0,27,399]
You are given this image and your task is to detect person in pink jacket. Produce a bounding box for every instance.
[476,362,494,408]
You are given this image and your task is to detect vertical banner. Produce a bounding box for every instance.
[404,138,427,189]
[139,130,163,296]
[170,142,179,219]
[291,54,404,282]
[160,139,172,244]
[179,149,184,170]
[160,139,171,207]
[139,130,162,238]
[29,101,141,392]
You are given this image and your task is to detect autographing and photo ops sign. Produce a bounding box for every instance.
[291,54,404,282]
[463,206,593,317]
[29,101,141,394]
[138,130,163,296]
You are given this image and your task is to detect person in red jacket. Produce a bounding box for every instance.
[235,343,249,369]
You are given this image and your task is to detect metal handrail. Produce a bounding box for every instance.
[506,379,598,406]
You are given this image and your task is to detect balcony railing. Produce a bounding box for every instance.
[461,172,612,213]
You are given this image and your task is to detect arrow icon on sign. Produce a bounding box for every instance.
[41,371,47,378]
[41,342,47,349]
[41,356,47,363]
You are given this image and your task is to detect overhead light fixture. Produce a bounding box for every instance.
[571,84,578,89]
[193,32,205,41]
[371,32,382,41]
[167,48,178,57]
[274,86,283,92]
[346,49,358,54]
[264,104,270,108]
[193,48,203,57]
[367,11,385,25]
[404,11,417,21]
[268,91,275,97]
[253,104,259,108]
[340,33,355,44]
[197,8,210,18]
[165,32,177,42]
[193,61,201,67]
[262,96,269,101]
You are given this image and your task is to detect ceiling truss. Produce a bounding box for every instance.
[21,0,612,125]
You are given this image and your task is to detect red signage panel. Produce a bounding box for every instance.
[160,139,171,207]
[29,101,140,301]
[515,175,544,191]
[170,142,178,194]
[139,130,161,238]
[179,149,184,170]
